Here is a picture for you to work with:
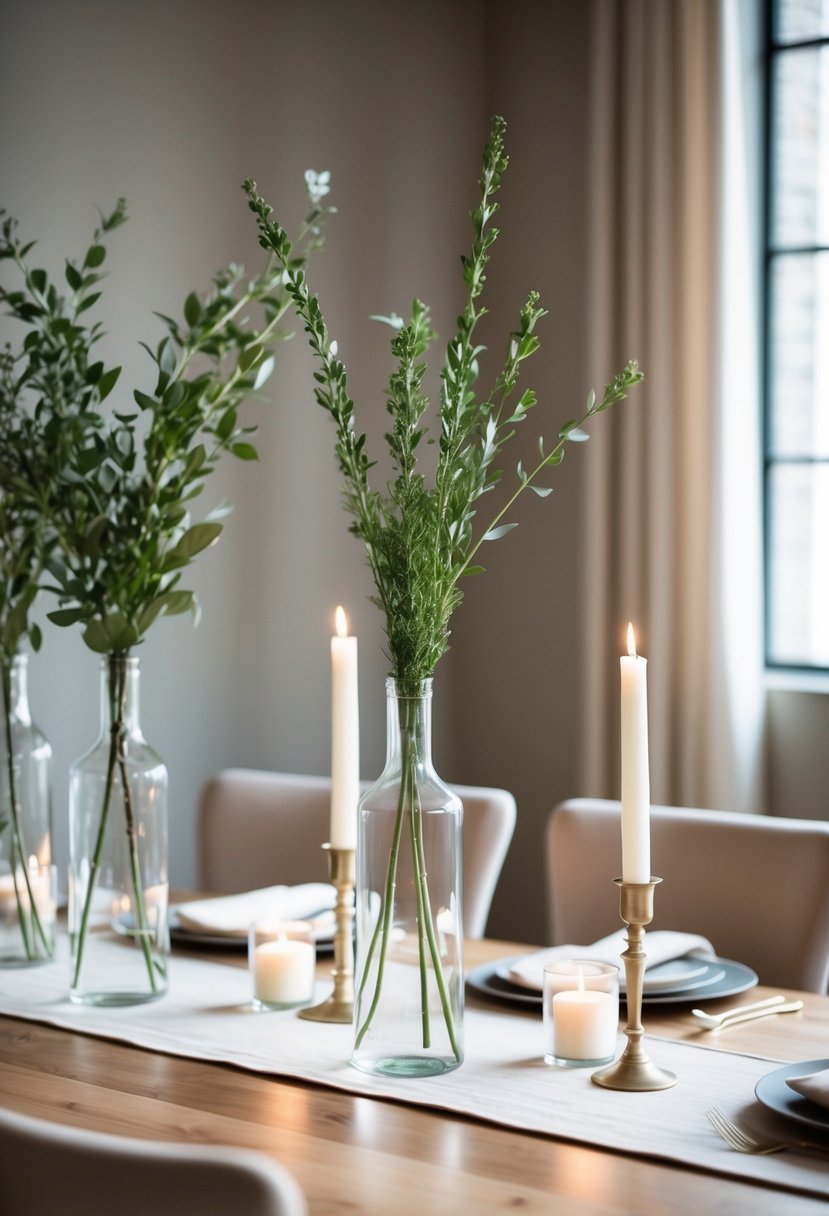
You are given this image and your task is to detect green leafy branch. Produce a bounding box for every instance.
[0,175,334,654]
[0,201,128,657]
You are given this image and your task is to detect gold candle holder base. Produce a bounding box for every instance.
[592,877,677,1092]
[298,844,355,1024]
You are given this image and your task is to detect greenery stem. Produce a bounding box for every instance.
[403,696,461,1060]
[354,779,406,1049]
[409,806,461,1059]
[406,735,431,1049]
[460,449,567,579]
[70,675,120,991]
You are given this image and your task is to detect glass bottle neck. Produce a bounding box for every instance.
[2,655,31,725]
[385,677,434,773]
[99,656,143,739]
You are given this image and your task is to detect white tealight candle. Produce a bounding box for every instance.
[544,961,620,1067]
[0,873,19,910]
[551,987,618,1061]
[252,930,316,1008]
[0,866,56,922]
[620,622,651,883]
[330,605,359,850]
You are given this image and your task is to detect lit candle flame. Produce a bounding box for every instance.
[627,622,637,658]
[335,605,349,638]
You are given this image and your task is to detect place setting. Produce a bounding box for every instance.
[163,883,338,955]
[466,928,759,1013]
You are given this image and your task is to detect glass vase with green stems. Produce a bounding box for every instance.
[0,654,55,967]
[0,490,54,966]
[351,676,463,1076]
[68,651,167,1005]
[244,116,644,1073]
[0,172,334,998]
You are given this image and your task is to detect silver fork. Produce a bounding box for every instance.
[706,1105,827,1156]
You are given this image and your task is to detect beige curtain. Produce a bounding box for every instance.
[580,0,766,813]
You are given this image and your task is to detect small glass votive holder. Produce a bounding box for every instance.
[248,919,316,1011]
[543,960,620,1068]
[0,862,58,967]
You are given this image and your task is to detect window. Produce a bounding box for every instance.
[766,0,829,668]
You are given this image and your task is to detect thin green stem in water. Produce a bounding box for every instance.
[407,743,431,1049]
[70,707,119,991]
[113,658,161,991]
[354,782,407,1050]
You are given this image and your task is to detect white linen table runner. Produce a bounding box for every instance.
[0,934,826,1202]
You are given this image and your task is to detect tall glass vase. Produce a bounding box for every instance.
[352,677,464,1077]
[68,655,169,1005]
[0,655,55,966]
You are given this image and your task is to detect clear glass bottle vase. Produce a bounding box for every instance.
[0,654,55,966]
[351,677,464,1077]
[68,655,169,1005]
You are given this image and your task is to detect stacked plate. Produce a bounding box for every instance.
[466,953,758,1009]
[168,909,336,955]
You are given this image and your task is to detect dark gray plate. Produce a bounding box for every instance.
[117,912,336,956]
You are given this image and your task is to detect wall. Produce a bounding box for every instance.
[767,688,829,822]
[0,0,487,888]
[0,0,597,943]
[441,1,594,941]
[10,2,814,948]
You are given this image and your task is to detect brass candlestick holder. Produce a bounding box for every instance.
[298,844,355,1023]
[592,877,677,1092]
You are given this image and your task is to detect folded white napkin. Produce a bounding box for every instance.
[786,1068,829,1109]
[506,929,716,993]
[175,883,337,939]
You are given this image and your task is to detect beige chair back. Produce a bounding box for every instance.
[546,798,829,992]
[198,768,516,938]
[0,1105,306,1216]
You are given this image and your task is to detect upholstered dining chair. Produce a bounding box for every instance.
[198,769,516,938]
[0,1105,306,1216]
[546,798,829,993]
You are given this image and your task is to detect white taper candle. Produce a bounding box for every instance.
[330,605,359,849]
[620,622,651,883]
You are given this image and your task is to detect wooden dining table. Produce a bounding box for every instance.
[1,936,828,1215]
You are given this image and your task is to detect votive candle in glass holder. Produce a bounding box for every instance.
[543,960,620,1068]
[0,861,57,966]
[249,919,316,1010]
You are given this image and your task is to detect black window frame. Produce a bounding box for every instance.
[764,0,829,673]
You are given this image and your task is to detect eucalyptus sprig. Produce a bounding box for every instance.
[244,122,641,692]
